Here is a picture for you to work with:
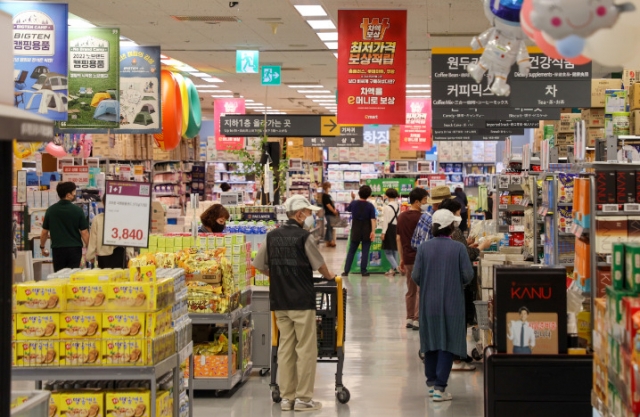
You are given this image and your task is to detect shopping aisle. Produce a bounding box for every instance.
[192,240,485,417]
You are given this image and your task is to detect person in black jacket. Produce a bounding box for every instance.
[321,182,338,247]
[253,195,337,412]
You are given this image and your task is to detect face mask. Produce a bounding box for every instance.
[453,220,461,228]
[317,188,323,193]
[304,214,315,229]
[421,204,430,212]
[211,222,226,233]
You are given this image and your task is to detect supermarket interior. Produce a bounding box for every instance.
[7,0,640,416]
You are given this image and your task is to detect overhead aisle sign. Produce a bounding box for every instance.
[432,107,561,129]
[303,136,364,148]
[0,2,69,122]
[220,114,362,138]
[337,10,406,125]
[103,181,152,248]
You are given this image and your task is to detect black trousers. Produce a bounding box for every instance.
[52,247,83,272]
[97,246,127,268]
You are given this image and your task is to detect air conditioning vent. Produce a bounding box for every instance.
[171,15,240,23]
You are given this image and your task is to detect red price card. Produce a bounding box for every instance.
[102,180,152,248]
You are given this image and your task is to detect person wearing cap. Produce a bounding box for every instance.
[411,185,453,251]
[252,195,337,412]
[412,209,474,402]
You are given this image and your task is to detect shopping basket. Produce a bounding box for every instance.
[269,276,350,404]
[473,300,492,330]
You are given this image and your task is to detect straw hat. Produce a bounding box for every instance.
[428,186,453,204]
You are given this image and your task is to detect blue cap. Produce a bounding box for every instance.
[490,0,523,23]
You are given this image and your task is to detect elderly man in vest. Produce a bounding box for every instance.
[253,195,337,412]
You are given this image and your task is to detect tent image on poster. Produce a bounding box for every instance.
[30,66,49,79]
[91,92,112,107]
[94,100,119,122]
[140,103,155,114]
[25,91,68,114]
[32,73,68,91]
[133,111,153,126]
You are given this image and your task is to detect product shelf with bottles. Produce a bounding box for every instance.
[437,162,496,188]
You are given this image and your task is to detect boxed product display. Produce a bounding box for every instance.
[595,170,617,205]
[617,170,637,204]
[13,280,66,312]
[592,79,624,107]
[15,313,59,340]
[595,217,628,254]
[106,391,150,417]
[605,90,627,114]
[63,340,101,366]
[582,108,606,127]
[630,82,640,111]
[626,243,640,293]
[15,340,59,367]
[60,312,102,339]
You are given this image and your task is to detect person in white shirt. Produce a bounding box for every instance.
[381,188,401,276]
[507,307,536,354]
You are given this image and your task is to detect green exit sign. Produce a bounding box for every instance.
[261,65,281,86]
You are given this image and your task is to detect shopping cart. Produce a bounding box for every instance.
[269,276,350,404]
[471,300,492,360]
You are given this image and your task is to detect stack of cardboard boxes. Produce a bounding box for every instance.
[91,134,199,162]
[151,201,166,234]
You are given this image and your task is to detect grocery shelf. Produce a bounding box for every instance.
[188,306,249,325]
[190,365,252,391]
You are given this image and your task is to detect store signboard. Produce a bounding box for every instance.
[220,114,362,138]
[215,99,245,150]
[103,180,151,248]
[432,107,561,129]
[61,165,89,187]
[399,99,432,151]
[337,10,407,125]
[117,45,161,133]
[365,178,415,195]
[431,47,592,109]
[236,50,259,73]
[0,2,69,122]
[433,128,521,141]
[261,65,281,86]
[62,27,120,131]
[363,124,391,144]
[303,135,364,148]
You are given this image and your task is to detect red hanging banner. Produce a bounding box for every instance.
[215,99,246,150]
[337,10,407,125]
[399,99,432,151]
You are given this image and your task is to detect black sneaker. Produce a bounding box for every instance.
[341,272,348,277]
[362,272,370,277]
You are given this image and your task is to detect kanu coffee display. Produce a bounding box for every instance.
[493,266,567,355]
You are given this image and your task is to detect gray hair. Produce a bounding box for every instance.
[286,209,304,219]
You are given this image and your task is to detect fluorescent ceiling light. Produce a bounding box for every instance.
[192,72,211,78]
[211,94,234,98]
[298,90,331,94]
[245,99,254,103]
[197,90,220,93]
[306,95,335,98]
[333,53,338,59]
[307,20,336,30]
[407,95,431,98]
[195,84,218,89]
[324,42,338,50]
[317,32,338,41]
[203,77,224,83]
[161,54,168,59]
[246,102,263,106]
[208,90,232,93]
[313,100,336,103]
[177,65,198,72]
[294,5,327,16]
[406,90,431,93]
[288,85,324,88]
[407,84,431,88]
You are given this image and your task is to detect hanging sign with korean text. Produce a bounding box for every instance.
[399,99,432,151]
[431,47,591,109]
[337,10,406,125]
[215,99,245,150]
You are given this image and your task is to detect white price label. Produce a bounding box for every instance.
[625,204,640,212]
[602,204,619,213]
[102,181,151,248]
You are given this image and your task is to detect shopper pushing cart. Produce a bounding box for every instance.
[253,195,341,412]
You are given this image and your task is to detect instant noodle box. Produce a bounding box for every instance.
[15,340,59,367]
[60,312,101,339]
[58,392,103,417]
[65,283,107,310]
[102,339,145,366]
[63,340,101,366]
[102,312,145,339]
[16,313,59,340]
[106,391,150,417]
[13,280,66,312]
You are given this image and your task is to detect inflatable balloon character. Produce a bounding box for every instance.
[468,0,531,96]
[531,0,634,58]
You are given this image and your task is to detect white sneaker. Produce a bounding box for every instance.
[433,390,452,402]
[452,361,476,371]
[294,399,322,412]
[428,388,434,397]
[406,319,413,329]
[281,399,293,411]
[412,320,420,330]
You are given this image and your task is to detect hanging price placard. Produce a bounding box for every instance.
[103,180,152,248]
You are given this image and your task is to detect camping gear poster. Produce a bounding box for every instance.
[118,45,161,133]
[63,27,119,131]
[337,9,406,125]
[0,2,68,121]
[400,98,432,151]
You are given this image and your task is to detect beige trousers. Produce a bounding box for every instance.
[276,309,318,402]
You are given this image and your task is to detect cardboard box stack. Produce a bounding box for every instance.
[389,126,425,160]
[151,201,166,234]
[47,389,173,417]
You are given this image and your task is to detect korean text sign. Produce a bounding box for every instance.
[338,10,406,125]
[103,181,151,248]
[0,2,68,121]
[215,99,245,151]
[400,99,432,151]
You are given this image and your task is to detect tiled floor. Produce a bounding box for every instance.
[12,240,485,416]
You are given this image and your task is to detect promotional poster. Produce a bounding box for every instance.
[215,99,245,151]
[494,266,567,354]
[0,2,69,121]
[64,27,120,130]
[118,45,161,133]
[399,98,432,151]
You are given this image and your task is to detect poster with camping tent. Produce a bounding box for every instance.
[117,45,161,133]
[62,27,120,131]
[0,2,69,121]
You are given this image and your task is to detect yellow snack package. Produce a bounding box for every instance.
[60,312,101,338]
[58,392,103,417]
[106,391,150,417]
[49,393,61,417]
[102,312,145,339]
[65,283,107,310]
[62,340,101,366]
[15,340,59,366]
[14,280,66,312]
[106,283,157,311]
[16,313,59,340]
[129,265,157,283]
[102,339,145,366]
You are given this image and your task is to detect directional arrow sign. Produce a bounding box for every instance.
[261,65,281,86]
[220,114,363,137]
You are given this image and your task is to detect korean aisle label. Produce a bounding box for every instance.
[0,2,68,121]
[337,10,406,125]
[400,99,432,151]
[118,45,161,133]
[103,180,151,248]
[63,27,120,130]
[365,178,415,195]
[215,99,245,150]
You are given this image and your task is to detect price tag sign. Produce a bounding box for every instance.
[62,166,90,187]
[103,181,152,248]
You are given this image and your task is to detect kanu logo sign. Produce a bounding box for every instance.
[511,282,552,300]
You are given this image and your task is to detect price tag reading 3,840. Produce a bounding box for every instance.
[102,180,152,248]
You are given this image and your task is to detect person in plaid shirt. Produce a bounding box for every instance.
[411,186,453,250]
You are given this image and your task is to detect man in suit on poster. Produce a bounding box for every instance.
[508,307,536,354]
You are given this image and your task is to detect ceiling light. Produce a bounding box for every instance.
[298,90,331,94]
[245,99,254,103]
[177,65,198,72]
[294,5,327,16]
[407,84,431,88]
[192,72,211,78]
[306,95,335,98]
[203,77,224,83]
[323,42,338,50]
[313,100,336,103]
[246,102,263,106]
[194,84,218,89]
[333,53,338,59]
[406,95,431,98]
[208,90,232,93]
[161,54,168,59]
[288,85,324,88]
[317,32,338,41]
[197,90,220,93]
[307,20,336,30]
[406,90,431,93]
[121,41,138,47]
[211,94,235,98]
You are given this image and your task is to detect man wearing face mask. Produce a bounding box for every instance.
[253,195,337,412]
[199,204,230,233]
